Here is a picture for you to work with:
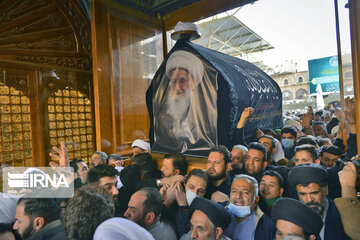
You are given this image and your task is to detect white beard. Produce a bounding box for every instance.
[167,90,191,121]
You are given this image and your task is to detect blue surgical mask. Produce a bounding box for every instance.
[228,203,251,218]
[282,139,295,149]
[186,190,198,206]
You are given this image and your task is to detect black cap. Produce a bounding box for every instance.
[272,198,323,235]
[190,197,231,230]
[288,163,327,187]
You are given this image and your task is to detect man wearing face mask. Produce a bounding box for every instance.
[224,174,276,240]
[258,170,284,216]
[280,126,297,160]
[172,169,208,237]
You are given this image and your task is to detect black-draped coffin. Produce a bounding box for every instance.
[146,40,282,157]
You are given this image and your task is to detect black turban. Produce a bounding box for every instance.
[190,197,231,230]
[288,163,327,187]
[272,198,323,235]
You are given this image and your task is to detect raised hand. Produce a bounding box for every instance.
[49,142,69,168]
[163,182,177,208]
[241,107,255,119]
[173,181,187,206]
[338,161,357,198]
[159,184,170,201]
[300,112,312,128]
[115,160,124,167]
[344,97,356,134]
[337,121,345,140]
[237,107,255,128]
[344,97,356,124]
[49,142,73,184]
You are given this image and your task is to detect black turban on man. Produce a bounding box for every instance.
[272,198,323,235]
[190,197,231,230]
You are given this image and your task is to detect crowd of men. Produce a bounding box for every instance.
[1,96,359,240]
[1,63,360,240]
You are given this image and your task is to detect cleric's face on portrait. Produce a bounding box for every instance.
[165,50,204,121]
[165,50,203,97]
[167,67,192,120]
[169,68,191,97]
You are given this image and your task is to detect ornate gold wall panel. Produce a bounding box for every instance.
[41,70,95,165]
[0,71,33,167]
[46,76,94,165]
[0,66,95,167]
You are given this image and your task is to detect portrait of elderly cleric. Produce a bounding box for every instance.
[152,49,217,153]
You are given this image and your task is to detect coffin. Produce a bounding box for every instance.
[146,40,282,157]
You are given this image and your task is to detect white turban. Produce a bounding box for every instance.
[23,167,46,176]
[272,138,285,163]
[94,217,155,240]
[286,119,302,132]
[173,22,200,34]
[0,193,20,223]
[165,50,204,87]
[131,139,151,152]
[331,125,339,137]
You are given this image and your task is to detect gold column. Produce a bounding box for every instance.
[348,0,360,154]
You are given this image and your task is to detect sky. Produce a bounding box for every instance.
[232,0,352,71]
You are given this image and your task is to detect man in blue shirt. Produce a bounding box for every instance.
[224,174,275,240]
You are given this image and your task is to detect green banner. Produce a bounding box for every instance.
[308,56,339,94]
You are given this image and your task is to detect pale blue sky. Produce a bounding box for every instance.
[235,0,351,71]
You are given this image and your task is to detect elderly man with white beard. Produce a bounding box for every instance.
[166,51,202,145]
[153,50,217,152]
[166,67,192,123]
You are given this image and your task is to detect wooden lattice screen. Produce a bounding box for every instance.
[0,68,95,167]
[0,81,32,167]
[48,87,94,162]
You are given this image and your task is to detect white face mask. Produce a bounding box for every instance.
[228,202,251,218]
[186,189,198,206]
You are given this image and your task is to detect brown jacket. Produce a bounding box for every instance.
[334,197,360,240]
